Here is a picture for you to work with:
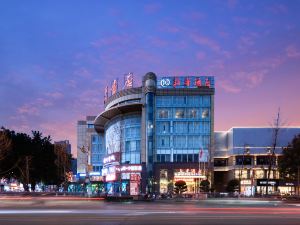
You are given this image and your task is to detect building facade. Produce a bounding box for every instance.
[77,116,105,175]
[94,72,215,195]
[214,127,300,195]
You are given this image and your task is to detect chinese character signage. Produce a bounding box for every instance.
[157,76,214,89]
[111,79,118,95]
[124,72,133,89]
[104,85,109,103]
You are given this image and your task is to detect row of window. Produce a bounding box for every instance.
[213,156,277,167]
[121,153,141,164]
[234,170,278,179]
[157,135,210,148]
[235,156,276,166]
[105,114,141,155]
[156,154,203,163]
[156,121,210,134]
[156,96,211,107]
[157,108,210,119]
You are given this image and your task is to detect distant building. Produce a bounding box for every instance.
[71,158,77,175]
[77,116,105,174]
[54,140,71,155]
[214,127,300,195]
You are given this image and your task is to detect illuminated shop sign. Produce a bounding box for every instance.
[103,165,142,177]
[240,180,252,185]
[90,176,103,182]
[116,165,142,173]
[257,179,279,186]
[279,181,296,186]
[102,166,116,176]
[106,173,116,182]
[103,153,120,165]
[157,76,214,89]
[174,169,206,178]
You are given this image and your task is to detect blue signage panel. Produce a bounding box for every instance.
[157,76,214,89]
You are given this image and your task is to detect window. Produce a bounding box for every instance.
[214,159,228,167]
[188,108,198,118]
[201,109,209,119]
[157,122,170,133]
[158,110,169,118]
[203,96,210,106]
[173,96,185,105]
[87,124,94,128]
[157,136,170,148]
[256,156,270,165]
[173,136,186,148]
[173,122,188,133]
[175,109,185,118]
[236,156,252,165]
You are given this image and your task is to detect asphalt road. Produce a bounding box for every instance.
[0,197,300,225]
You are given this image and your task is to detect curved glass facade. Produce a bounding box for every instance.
[105,113,141,164]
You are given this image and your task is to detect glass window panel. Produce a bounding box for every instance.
[187,108,198,118]
[174,108,185,119]
[203,96,210,106]
[166,154,170,162]
[201,108,210,119]
[188,154,193,162]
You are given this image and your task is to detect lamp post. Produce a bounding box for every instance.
[239,145,250,196]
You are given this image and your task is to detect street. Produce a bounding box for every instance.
[0,197,300,225]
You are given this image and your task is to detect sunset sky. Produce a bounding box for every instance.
[1,0,300,156]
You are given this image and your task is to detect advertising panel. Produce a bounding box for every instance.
[130,181,139,195]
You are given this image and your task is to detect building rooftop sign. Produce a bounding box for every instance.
[157,76,214,89]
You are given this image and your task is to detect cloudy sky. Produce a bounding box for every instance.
[1,0,300,156]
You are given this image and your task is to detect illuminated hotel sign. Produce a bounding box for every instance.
[157,76,214,89]
[174,169,206,178]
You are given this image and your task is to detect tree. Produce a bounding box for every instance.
[278,134,300,182]
[200,180,210,192]
[54,143,72,190]
[0,129,11,160]
[174,180,187,196]
[266,109,281,195]
[226,179,239,193]
[0,128,70,191]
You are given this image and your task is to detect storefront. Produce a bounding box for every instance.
[278,181,297,195]
[173,169,206,194]
[256,179,279,195]
[240,179,255,196]
[103,164,142,195]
